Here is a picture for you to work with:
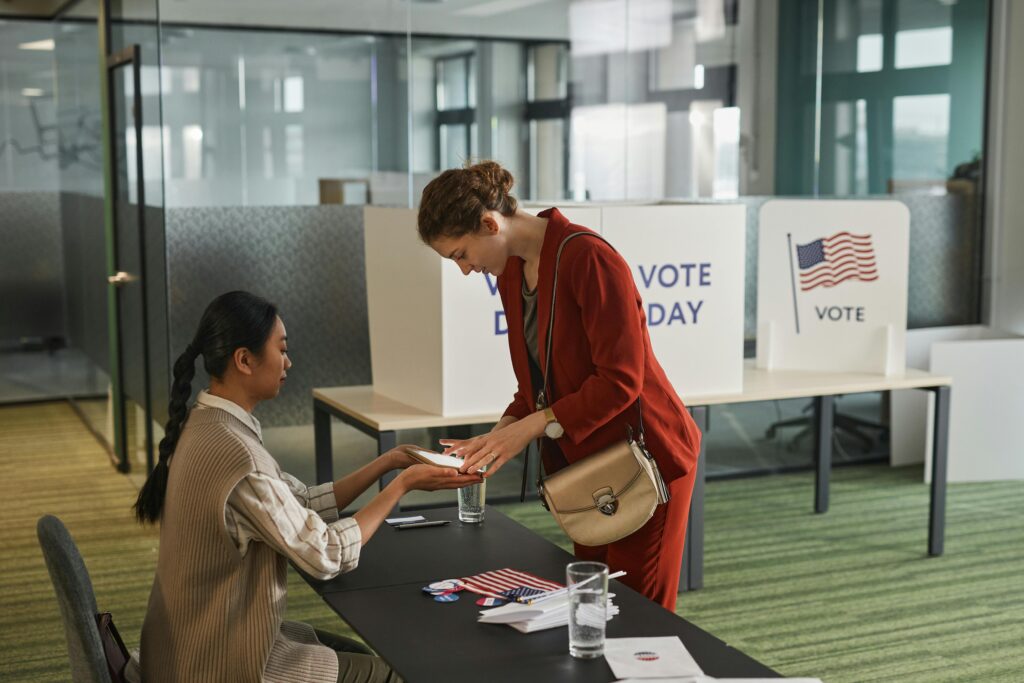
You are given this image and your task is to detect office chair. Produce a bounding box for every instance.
[36,515,124,683]
[765,396,888,453]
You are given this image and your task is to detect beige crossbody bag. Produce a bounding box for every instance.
[534,232,670,547]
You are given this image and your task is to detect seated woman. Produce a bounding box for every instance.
[134,291,481,683]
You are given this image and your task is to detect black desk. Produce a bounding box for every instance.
[302,506,779,682]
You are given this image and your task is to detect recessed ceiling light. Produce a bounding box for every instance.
[19,39,55,51]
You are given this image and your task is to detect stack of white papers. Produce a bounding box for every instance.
[477,593,619,633]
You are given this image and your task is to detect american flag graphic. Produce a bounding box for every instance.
[459,568,562,601]
[502,586,547,600]
[796,231,878,291]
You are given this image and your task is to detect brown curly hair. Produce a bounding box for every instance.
[417,160,519,244]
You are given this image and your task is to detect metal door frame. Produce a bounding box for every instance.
[99,0,154,473]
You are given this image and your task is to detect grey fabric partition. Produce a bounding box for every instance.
[165,205,371,427]
[60,192,110,372]
[0,192,64,343]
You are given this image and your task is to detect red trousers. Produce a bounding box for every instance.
[572,467,695,611]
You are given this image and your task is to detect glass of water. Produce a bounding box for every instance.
[457,465,486,523]
[566,561,609,659]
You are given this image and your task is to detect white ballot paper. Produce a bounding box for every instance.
[604,637,704,679]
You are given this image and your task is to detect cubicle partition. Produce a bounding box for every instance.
[0,192,64,344]
[164,205,371,427]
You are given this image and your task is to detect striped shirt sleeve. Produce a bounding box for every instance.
[226,471,361,580]
[279,471,340,523]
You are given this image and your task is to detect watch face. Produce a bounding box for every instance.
[545,421,564,439]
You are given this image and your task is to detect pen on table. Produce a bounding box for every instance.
[393,520,451,530]
[522,570,627,604]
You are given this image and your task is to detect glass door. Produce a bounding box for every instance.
[99,0,167,473]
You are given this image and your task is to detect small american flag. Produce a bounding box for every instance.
[502,586,547,600]
[796,231,878,291]
[459,568,562,601]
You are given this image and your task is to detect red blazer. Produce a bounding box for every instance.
[497,208,701,483]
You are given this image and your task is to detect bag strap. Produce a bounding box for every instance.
[537,231,646,441]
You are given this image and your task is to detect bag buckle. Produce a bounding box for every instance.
[595,492,618,516]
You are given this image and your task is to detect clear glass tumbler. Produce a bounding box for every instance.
[566,561,609,659]
[457,466,486,523]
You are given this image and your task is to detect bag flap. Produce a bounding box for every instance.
[542,441,646,513]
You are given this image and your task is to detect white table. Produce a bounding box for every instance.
[313,361,951,591]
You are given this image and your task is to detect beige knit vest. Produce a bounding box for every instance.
[140,408,312,682]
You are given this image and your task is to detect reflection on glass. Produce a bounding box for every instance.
[530,119,565,201]
[650,14,697,91]
[437,55,469,110]
[440,123,469,169]
[528,44,568,101]
[824,0,882,74]
[895,27,952,69]
[283,76,304,113]
[571,102,666,201]
[892,94,950,183]
[895,0,953,69]
[856,34,883,72]
[712,106,739,198]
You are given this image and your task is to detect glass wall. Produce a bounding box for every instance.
[0,18,108,409]
[0,1,992,482]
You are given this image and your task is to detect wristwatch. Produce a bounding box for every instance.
[543,407,564,439]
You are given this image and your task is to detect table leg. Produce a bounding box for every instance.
[681,405,708,592]
[929,386,950,556]
[314,400,334,484]
[813,395,834,514]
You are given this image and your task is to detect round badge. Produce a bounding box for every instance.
[475,597,506,607]
[633,651,660,662]
[428,580,459,591]
[434,593,460,603]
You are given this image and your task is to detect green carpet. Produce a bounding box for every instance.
[2,402,1022,681]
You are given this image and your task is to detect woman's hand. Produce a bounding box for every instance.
[383,445,423,470]
[396,464,483,492]
[441,411,546,477]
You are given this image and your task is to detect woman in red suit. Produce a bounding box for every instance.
[417,161,702,611]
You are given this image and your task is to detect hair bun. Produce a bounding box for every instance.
[417,159,518,243]
[469,160,514,198]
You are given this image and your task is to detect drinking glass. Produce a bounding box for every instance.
[457,466,486,523]
[566,561,608,658]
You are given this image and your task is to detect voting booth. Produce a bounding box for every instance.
[756,200,910,375]
[364,206,517,416]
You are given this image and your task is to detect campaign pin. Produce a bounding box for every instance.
[434,593,460,603]
[475,597,506,607]
[428,580,459,591]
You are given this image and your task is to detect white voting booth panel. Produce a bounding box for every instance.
[602,205,745,396]
[364,207,516,416]
[891,326,1024,482]
[756,200,909,375]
